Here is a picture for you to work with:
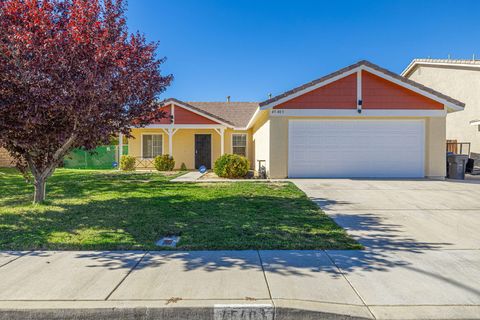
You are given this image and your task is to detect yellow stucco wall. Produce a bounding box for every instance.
[407,66,480,153]
[251,110,270,173]
[128,128,253,170]
[267,116,447,179]
[425,116,447,178]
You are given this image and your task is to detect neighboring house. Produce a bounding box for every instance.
[402,59,480,153]
[128,60,464,179]
[0,148,13,167]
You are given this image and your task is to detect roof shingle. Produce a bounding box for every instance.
[160,98,259,128]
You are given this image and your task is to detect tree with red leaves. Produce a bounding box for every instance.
[0,0,172,203]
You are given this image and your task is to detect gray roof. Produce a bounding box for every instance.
[409,58,480,66]
[160,98,258,128]
[402,58,480,77]
[260,60,465,109]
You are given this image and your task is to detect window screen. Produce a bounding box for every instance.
[232,134,247,157]
[142,134,163,158]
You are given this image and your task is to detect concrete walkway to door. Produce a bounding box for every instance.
[292,177,480,318]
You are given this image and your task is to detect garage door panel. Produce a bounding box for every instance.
[288,120,425,178]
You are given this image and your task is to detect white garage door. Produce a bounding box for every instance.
[288,119,425,178]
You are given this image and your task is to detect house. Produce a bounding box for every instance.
[0,148,13,167]
[127,60,464,179]
[402,59,480,153]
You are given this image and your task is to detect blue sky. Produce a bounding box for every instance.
[126,0,480,102]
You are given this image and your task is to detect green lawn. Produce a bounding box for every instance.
[0,168,360,250]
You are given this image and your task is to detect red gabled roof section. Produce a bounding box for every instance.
[362,71,444,110]
[149,105,172,124]
[274,73,357,109]
[173,104,221,125]
[260,60,465,111]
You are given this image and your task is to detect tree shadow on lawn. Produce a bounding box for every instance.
[0,169,175,206]
[0,170,454,278]
[0,198,453,279]
[0,192,357,250]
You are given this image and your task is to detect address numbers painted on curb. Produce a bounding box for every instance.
[214,304,274,320]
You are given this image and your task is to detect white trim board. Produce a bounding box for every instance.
[269,109,446,117]
[243,107,261,130]
[141,124,227,129]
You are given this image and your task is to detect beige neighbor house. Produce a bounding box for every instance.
[127,60,464,179]
[0,148,13,167]
[402,59,480,154]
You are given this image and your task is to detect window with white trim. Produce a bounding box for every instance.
[232,134,247,157]
[142,134,163,158]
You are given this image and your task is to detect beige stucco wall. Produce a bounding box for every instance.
[267,116,446,179]
[128,128,253,170]
[0,148,14,167]
[425,117,447,178]
[407,66,480,153]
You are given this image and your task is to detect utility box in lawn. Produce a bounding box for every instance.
[447,154,468,180]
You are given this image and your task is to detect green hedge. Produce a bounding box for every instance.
[214,154,249,178]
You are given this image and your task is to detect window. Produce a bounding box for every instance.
[142,134,163,158]
[232,134,247,157]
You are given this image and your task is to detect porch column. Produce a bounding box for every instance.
[220,128,225,155]
[118,132,123,170]
[166,128,178,156]
[168,128,173,155]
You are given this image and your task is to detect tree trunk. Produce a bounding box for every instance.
[33,175,47,204]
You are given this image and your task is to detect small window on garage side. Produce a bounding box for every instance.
[232,134,247,157]
[142,134,163,158]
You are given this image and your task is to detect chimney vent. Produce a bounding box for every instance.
[226,96,231,102]
[268,93,272,99]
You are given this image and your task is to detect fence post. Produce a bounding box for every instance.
[118,133,123,170]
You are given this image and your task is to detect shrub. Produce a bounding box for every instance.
[154,154,175,171]
[120,155,136,171]
[214,154,250,178]
[180,162,187,171]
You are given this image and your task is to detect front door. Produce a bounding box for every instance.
[195,134,211,169]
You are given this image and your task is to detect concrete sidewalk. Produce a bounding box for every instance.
[1,250,479,320]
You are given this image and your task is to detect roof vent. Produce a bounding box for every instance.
[227,96,231,103]
[268,93,272,99]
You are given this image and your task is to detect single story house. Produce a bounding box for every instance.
[402,58,480,154]
[127,60,464,179]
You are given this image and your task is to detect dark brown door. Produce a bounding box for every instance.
[195,134,211,169]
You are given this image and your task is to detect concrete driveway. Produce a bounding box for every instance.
[292,178,480,317]
[292,178,480,250]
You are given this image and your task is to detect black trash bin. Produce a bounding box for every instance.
[447,154,468,179]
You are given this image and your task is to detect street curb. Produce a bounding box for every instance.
[0,301,373,320]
